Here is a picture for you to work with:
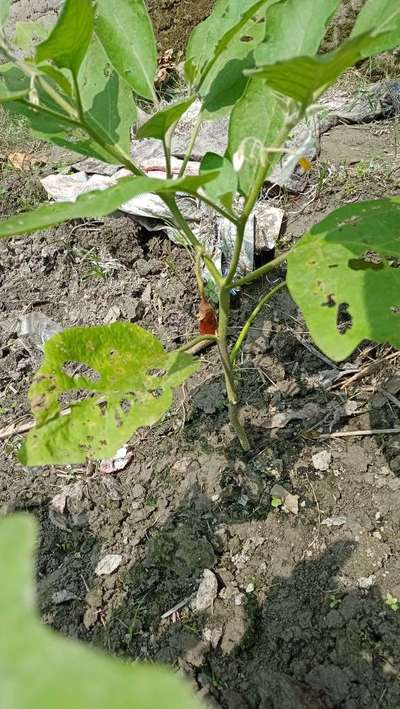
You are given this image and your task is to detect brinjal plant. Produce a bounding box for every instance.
[0,0,399,462]
[0,513,202,709]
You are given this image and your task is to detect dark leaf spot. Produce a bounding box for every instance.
[336,302,353,334]
[63,360,100,383]
[322,294,336,308]
[240,35,254,42]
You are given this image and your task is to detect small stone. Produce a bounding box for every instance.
[51,590,78,604]
[245,583,255,594]
[389,456,400,474]
[95,553,122,576]
[202,625,224,649]
[358,575,375,589]
[104,305,121,324]
[131,483,145,499]
[192,569,218,612]
[234,594,244,606]
[312,450,332,472]
[283,493,299,515]
[321,516,347,527]
[83,607,98,629]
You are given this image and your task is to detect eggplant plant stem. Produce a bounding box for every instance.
[218,287,250,450]
[231,282,286,362]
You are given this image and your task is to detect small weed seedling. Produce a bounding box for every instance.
[0,0,399,464]
[385,592,399,611]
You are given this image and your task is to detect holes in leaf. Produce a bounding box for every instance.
[349,251,384,271]
[322,294,336,308]
[251,14,265,22]
[151,389,162,399]
[120,399,131,415]
[63,360,100,383]
[97,401,107,416]
[240,35,254,42]
[147,368,167,377]
[336,303,353,334]
[391,305,400,314]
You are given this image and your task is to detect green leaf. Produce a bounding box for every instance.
[95,0,157,101]
[228,0,342,195]
[36,0,94,75]
[0,0,10,26]
[199,152,237,209]
[40,64,73,96]
[0,83,28,103]
[20,323,199,465]
[0,172,218,239]
[185,0,277,86]
[248,31,394,106]
[227,78,284,195]
[13,20,49,54]
[198,0,278,119]
[254,0,342,65]
[286,198,400,361]
[0,513,203,709]
[79,36,137,155]
[137,97,196,140]
[351,0,400,57]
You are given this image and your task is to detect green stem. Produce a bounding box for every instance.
[163,195,222,287]
[162,135,172,179]
[224,221,245,287]
[71,72,144,176]
[178,115,202,177]
[218,286,250,450]
[231,282,286,363]
[179,334,217,352]
[232,252,288,288]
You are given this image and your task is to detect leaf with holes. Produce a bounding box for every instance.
[286,198,400,361]
[0,513,204,709]
[19,323,200,465]
[79,35,137,156]
[95,0,157,101]
[228,0,342,194]
[198,0,275,120]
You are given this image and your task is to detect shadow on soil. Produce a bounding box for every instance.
[32,463,400,709]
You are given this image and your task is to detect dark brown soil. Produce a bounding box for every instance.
[2,3,400,707]
[1,111,400,708]
[147,0,214,56]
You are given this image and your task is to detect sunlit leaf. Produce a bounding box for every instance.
[248,31,393,107]
[198,0,276,119]
[13,21,49,54]
[20,323,199,465]
[287,198,400,361]
[351,0,400,57]
[228,0,342,195]
[0,0,10,26]
[95,0,157,101]
[0,172,218,238]
[36,0,94,75]
[137,97,196,140]
[79,35,137,155]
[0,513,203,709]
[199,152,237,209]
